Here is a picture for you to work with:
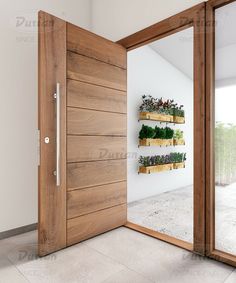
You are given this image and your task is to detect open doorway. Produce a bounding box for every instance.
[127,27,194,244]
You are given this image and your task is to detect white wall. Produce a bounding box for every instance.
[128,45,193,203]
[91,0,204,41]
[0,0,91,233]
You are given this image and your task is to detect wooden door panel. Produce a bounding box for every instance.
[38,11,67,256]
[67,204,127,246]
[67,23,127,69]
[39,11,127,256]
[67,108,127,136]
[67,80,127,114]
[67,52,127,91]
[67,182,127,219]
[67,159,127,190]
[67,136,127,163]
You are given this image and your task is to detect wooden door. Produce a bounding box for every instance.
[38,11,127,256]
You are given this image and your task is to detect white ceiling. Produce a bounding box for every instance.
[149,1,236,83]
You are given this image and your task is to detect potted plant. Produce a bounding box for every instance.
[139,154,174,174]
[170,152,186,169]
[139,125,174,146]
[173,129,185,146]
[173,105,185,123]
[139,95,185,124]
[139,95,175,122]
[139,152,186,174]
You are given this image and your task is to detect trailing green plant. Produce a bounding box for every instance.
[174,129,184,140]
[139,125,156,139]
[139,95,185,117]
[139,125,174,140]
[139,153,186,167]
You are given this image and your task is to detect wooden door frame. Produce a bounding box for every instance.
[206,0,236,267]
[118,3,206,255]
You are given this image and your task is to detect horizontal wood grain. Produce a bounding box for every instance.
[67,52,127,91]
[67,79,127,113]
[67,182,127,219]
[67,23,127,69]
[67,135,127,163]
[67,204,127,246]
[67,108,127,136]
[67,159,127,190]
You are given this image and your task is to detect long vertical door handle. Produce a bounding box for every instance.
[54,83,61,187]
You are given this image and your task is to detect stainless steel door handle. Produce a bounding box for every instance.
[54,83,60,187]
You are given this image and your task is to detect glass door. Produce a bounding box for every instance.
[207,0,236,266]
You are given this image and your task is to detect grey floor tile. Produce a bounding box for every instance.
[85,228,233,283]
[6,242,125,283]
[0,258,28,283]
[224,270,236,283]
[102,268,152,283]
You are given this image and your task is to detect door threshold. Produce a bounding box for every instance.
[125,221,193,252]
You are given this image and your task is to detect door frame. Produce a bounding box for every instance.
[118,3,206,255]
[206,0,236,267]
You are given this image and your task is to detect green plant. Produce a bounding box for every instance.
[139,125,174,140]
[139,95,184,116]
[170,152,186,163]
[156,127,166,139]
[139,153,186,167]
[174,129,184,140]
[173,105,185,117]
[165,127,174,139]
[139,125,156,139]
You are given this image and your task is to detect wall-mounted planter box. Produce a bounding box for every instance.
[173,138,185,146]
[173,116,185,124]
[139,138,173,147]
[173,162,185,169]
[139,112,174,123]
[139,163,173,174]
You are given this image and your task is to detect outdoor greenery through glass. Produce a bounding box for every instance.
[215,122,236,186]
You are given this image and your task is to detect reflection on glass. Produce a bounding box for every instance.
[215,2,236,255]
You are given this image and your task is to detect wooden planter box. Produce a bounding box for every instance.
[139,138,173,147]
[173,138,185,146]
[139,112,174,123]
[173,162,185,169]
[139,163,173,174]
[173,116,185,124]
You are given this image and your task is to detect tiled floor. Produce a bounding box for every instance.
[0,227,235,283]
[128,184,236,254]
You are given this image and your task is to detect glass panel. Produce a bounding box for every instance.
[127,27,194,243]
[215,2,236,255]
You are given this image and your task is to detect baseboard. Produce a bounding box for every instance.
[0,223,37,240]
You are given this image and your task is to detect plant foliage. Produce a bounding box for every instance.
[174,129,184,140]
[139,153,186,167]
[139,95,185,117]
[139,125,174,140]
